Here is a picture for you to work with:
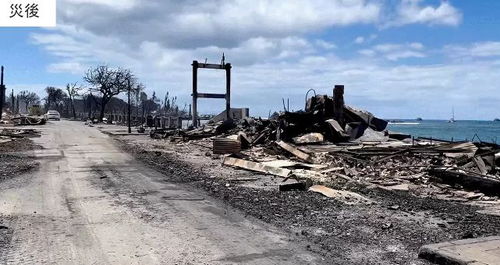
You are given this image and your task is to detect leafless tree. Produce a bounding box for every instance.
[66,83,83,119]
[84,65,136,121]
[18,90,40,112]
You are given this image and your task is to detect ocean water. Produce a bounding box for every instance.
[387,120,500,144]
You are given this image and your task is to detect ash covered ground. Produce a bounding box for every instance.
[113,135,500,265]
[0,130,41,257]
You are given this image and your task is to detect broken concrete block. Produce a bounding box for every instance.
[292,133,324,145]
[419,236,500,265]
[354,127,389,143]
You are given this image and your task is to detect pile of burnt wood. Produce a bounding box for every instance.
[152,85,394,145]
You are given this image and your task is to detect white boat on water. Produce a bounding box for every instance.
[448,107,456,123]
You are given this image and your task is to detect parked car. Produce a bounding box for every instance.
[45,110,61,121]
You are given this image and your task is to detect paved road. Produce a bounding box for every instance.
[0,120,322,264]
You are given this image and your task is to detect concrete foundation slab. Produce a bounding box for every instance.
[419,236,500,265]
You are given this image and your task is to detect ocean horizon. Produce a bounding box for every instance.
[386,119,500,144]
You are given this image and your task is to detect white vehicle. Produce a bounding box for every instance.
[45,110,61,121]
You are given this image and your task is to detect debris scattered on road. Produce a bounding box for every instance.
[308,185,373,205]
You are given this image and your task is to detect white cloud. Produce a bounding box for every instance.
[361,42,426,61]
[315,40,337,49]
[30,24,500,120]
[63,0,137,10]
[57,0,382,49]
[446,42,500,58]
[358,49,375,56]
[354,36,365,44]
[354,34,377,44]
[385,50,426,61]
[47,62,87,75]
[392,0,462,27]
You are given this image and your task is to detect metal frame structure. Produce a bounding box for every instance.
[191,60,231,127]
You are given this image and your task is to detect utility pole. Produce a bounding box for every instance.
[11,89,14,114]
[127,78,131,134]
[0,66,5,116]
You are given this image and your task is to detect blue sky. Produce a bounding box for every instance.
[1,0,500,120]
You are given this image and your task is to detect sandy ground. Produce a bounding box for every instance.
[100,124,500,264]
[0,120,323,265]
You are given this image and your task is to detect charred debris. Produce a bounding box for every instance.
[154,85,500,200]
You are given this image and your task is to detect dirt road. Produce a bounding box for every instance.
[0,120,322,264]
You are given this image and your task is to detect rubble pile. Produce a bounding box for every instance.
[0,129,41,151]
[11,116,46,126]
[214,139,499,202]
[151,98,389,144]
[149,89,500,201]
[1,112,46,126]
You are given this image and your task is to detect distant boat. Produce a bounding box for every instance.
[495,118,500,122]
[388,120,420,125]
[416,117,423,121]
[448,107,456,123]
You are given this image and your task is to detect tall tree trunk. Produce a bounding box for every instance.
[99,97,109,122]
[70,97,76,119]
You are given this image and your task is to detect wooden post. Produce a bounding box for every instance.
[225,63,231,121]
[333,85,344,126]
[192,61,198,127]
